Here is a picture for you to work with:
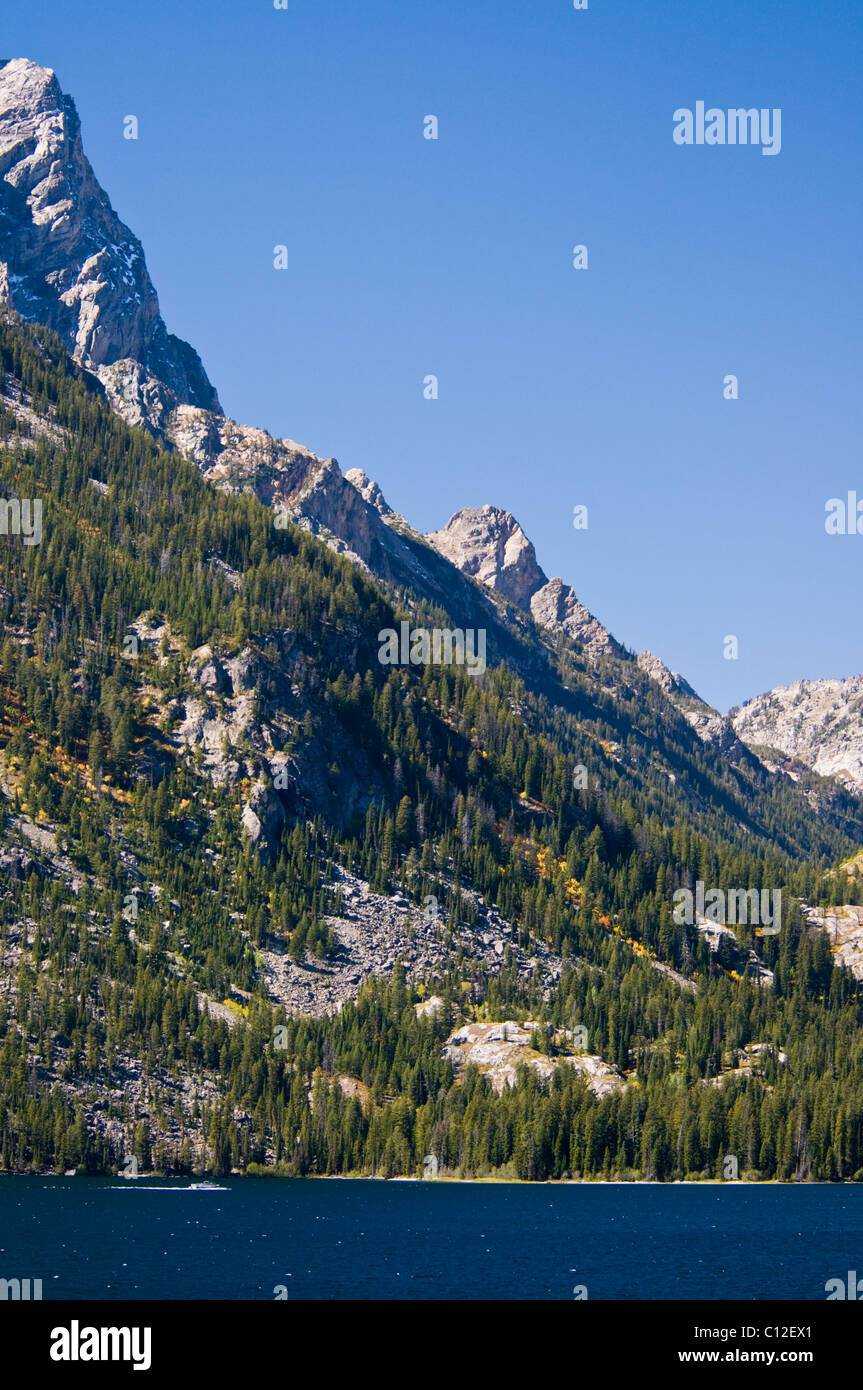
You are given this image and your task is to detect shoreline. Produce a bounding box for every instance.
[0,1172,854,1186]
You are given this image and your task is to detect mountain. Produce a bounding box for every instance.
[2,58,863,1183]
[428,506,622,660]
[0,58,219,421]
[1,54,859,794]
[3,305,863,1185]
[732,676,863,794]
[0,60,742,702]
[0,57,397,574]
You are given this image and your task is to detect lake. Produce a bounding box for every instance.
[0,1178,858,1300]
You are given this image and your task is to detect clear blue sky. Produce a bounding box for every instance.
[6,0,862,711]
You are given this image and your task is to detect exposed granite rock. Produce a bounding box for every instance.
[344,468,399,522]
[802,903,863,979]
[731,676,863,794]
[0,60,219,416]
[0,844,35,880]
[0,365,67,447]
[168,404,321,508]
[637,650,700,700]
[682,707,747,758]
[531,576,620,658]
[695,916,774,987]
[427,504,620,660]
[443,1020,624,1096]
[241,780,286,857]
[837,849,863,880]
[427,505,546,609]
[187,645,229,695]
[635,651,749,760]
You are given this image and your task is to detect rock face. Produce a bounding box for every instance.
[0,59,219,419]
[682,707,748,758]
[428,505,619,657]
[802,903,863,979]
[443,1020,624,1096]
[344,467,402,524]
[731,677,863,793]
[427,506,546,609]
[241,780,286,859]
[530,576,621,659]
[637,650,699,701]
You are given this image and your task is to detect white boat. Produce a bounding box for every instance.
[188,1180,227,1191]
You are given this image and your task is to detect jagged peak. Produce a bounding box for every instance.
[732,674,863,792]
[0,57,64,107]
[637,650,702,702]
[0,57,220,419]
[427,505,547,609]
[344,468,393,517]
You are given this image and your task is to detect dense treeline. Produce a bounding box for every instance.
[1,310,863,1179]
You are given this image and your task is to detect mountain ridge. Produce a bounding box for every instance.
[0,198,863,1179]
[732,676,863,794]
[0,54,861,811]
[0,57,752,731]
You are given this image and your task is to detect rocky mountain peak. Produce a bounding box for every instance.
[0,58,220,417]
[427,504,621,659]
[637,650,700,701]
[344,468,393,518]
[427,505,547,609]
[732,675,863,793]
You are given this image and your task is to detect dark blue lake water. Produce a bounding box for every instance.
[0,1178,858,1300]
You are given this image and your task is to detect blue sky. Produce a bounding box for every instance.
[5,0,862,710]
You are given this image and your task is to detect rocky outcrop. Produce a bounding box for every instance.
[637,650,700,700]
[443,1020,624,1096]
[167,405,317,497]
[802,903,863,980]
[286,456,391,568]
[0,59,219,418]
[427,504,620,658]
[344,467,404,525]
[635,651,750,760]
[731,677,863,794]
[0,363,67,446]
[188,645,229,695]
[427,506,546,609]
[530,577,620,658]
[682,707,748,758]
[241,780,286,858]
